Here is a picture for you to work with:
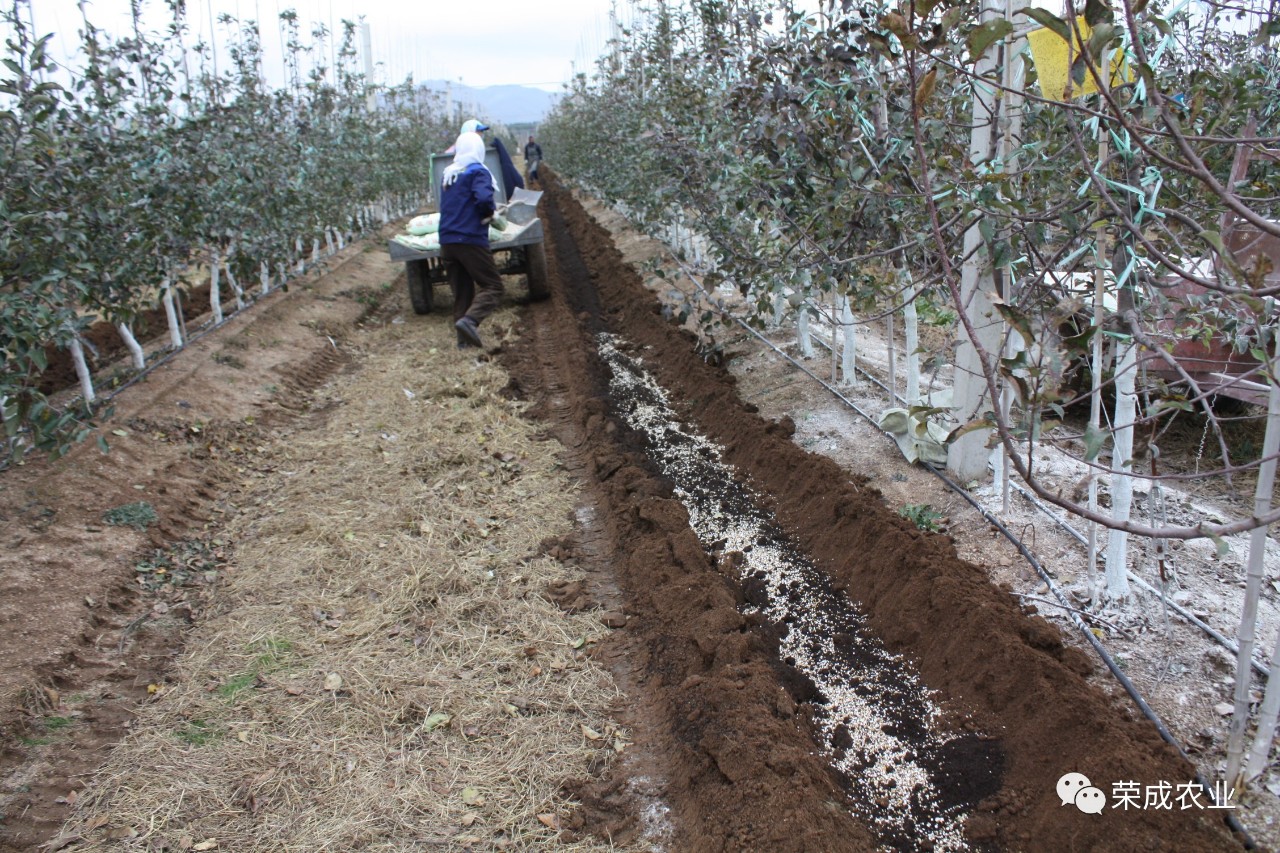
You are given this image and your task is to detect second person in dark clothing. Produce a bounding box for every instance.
[525,136,543,182]
[439,131,503,349]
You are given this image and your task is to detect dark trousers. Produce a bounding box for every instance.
[441,242,504,324]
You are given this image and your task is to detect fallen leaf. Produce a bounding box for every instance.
[423,712,451,731]
[461,787,485,806]
[193,840,219,851]
[571,636,586,650]
[530,665,543,677]
[85,814,109,831]
[502,702,519,717]
[460,813,477,827]
[537,813,560,829]
[323,672,343,691]
[147,684,160,695]
[284,684,305,696]
[582,725,603,741]
[178,836,194,850]
[111,429,129,437]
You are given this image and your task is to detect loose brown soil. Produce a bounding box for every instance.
[0,177,1251,852]
[511,172,1243,851]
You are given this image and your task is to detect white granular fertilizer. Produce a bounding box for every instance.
[599,333,986,852]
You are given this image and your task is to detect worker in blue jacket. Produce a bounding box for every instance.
[439,131,502,349]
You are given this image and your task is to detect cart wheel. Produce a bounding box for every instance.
[525,242,550,301]
[407,260,433,315]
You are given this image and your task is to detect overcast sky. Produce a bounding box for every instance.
[27,0,620,93]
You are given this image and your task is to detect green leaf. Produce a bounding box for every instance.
[1084,0,1113,26]
[423,712,451,731]
[1018,7,1071,42]
[1082,423,1107,461]
[993,301,1035,348]
[1085,24,1118,62]
[916,0,944,19]
[1199,230,1226,254]
[968,18,1015,61]
[1068,54,1088,87]
[946,416,996,444]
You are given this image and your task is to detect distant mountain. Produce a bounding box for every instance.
[420,80,560,126]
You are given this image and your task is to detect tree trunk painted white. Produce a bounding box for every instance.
[1247,613,1280,783]
[326,227,337,255]
[796,271,814,358]
[797,308,814,358]
[295,237,305,274]
[1104,340,1137,601]
[994,331,1024,513]
[312,237,321,265]
[116,322,145,369]
[772,292,787,328]
[886,311,896,400]
[225,256,245,310]
[1230,349,1280,788]
[947,0,1005,484]
[830,301,839,384]
[161,278,183,349]
[175,284,188,343]
[902,270,921,406]
[260,260,272,296]
[1086,139,1111,595]
[839,294,857,386]
[209,248,224,325]
[68,336,95,403]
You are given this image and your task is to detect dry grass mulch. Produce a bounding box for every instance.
[58,296,625,851]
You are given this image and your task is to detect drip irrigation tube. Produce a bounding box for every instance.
[800,317,1273,681]
[728,316,1254,847]
[1003,477,1272,680]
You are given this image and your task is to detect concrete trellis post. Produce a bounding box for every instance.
[947,0,1007,483]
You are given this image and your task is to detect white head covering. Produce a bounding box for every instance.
[441,132,498,193]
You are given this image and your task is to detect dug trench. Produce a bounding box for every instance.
[503,172,1243,850]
